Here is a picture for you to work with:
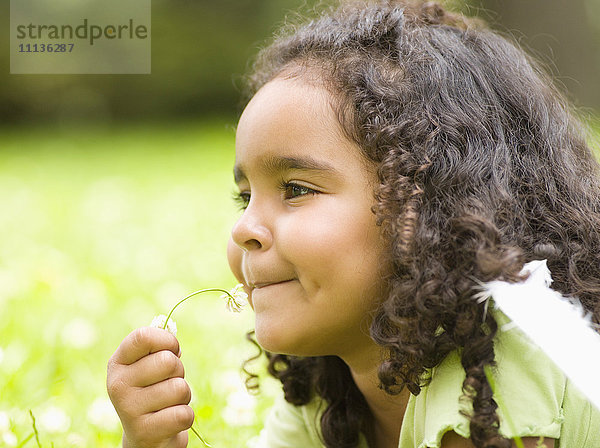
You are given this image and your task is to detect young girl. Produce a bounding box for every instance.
[107,1,600,447]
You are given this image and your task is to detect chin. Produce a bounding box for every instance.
[254,324,328,357]
[254,325,289,354]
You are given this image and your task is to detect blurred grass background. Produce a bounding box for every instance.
[0,121,282,447]
[1,0,599,447]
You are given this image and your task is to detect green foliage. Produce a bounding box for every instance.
[0,122,278,447]
[0,0,327,123]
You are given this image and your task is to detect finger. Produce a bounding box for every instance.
[126,349,185,387]
[139,405,195,441]
[168,431,189,448]
[111,327,180,366]
[123,432,189,448]
[134,377,192,414]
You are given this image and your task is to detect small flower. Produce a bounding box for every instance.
[66,433,87,446]
[38,405,71,434]
[61,317,97,349]
[151,286,247,448]
[220,284,248,313]
[87,397,120,431]
[221,390,257,426]
[150,314,177,336]
[246,436,260,448]
[0,411,10,432]
[2,432,17,447]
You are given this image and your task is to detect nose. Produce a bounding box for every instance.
[230,204,273,252]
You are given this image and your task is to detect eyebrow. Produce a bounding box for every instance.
[233,155,339,184]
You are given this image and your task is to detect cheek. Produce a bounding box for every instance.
[279,210,341,258]
[279,206,382,287]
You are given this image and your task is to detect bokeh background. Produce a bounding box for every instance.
[1,0,599,447]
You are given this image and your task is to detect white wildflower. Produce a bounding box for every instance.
[218,370,246,396]
[2,432,17,447]
[0,411,9,431]
[87,397,120,431]
[221,390,257,426]
[220,284,248,313]
[38,405,71,434]
[246,435,260,448]
[1,342,27,374]
[150,314,177,336]
[66,433,86,446]
[61,317,97,349]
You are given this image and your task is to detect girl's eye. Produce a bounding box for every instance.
[281,182,317,200]
[232,191,250,210]
[232,183,317,210]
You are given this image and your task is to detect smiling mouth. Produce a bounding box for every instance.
[251,279,295,289]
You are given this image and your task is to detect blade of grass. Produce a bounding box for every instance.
[16,433,34,448]
[28,410,42,448]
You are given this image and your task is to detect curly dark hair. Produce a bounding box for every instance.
[238,1,600,447]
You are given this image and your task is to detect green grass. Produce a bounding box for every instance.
[0,121,278,447]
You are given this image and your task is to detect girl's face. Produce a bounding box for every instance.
[227,76,389,358]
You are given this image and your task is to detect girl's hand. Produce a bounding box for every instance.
[107,327,194,448]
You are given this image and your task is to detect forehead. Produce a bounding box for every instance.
[236,77,341,150]
[234,76,369,178]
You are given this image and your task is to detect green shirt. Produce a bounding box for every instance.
[256,312,600,447]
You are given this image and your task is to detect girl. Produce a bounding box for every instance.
[107,1,600,447]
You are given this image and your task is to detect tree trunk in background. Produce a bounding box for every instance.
[472,0,600,111]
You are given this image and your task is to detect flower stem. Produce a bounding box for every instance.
[162,288,232,330]
[159,286,243,448]
[191,425,212,447]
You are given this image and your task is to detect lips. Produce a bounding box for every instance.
[250,279,294,289]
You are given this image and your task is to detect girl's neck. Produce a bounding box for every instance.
[342,344,410,448]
